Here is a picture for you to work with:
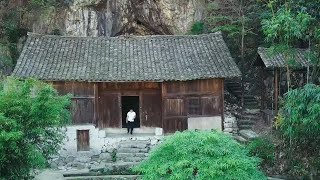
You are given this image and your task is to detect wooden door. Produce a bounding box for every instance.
[98,93,121,128]
[77,130,89,151]
[141,92,162,127]
[163,98,187,133]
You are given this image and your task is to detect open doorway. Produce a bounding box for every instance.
[121,96,140,128]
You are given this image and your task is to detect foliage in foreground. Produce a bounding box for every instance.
[0,78,71,180]
[247,137,275,167]
[134,131,266,180]
[276,84,320,178]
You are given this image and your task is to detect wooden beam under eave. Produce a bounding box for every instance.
[274,68,279,114]
[221,79,225,131]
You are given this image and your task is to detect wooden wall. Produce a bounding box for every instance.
[51,79,224,133]
[162,79,224,133]
[52,82,96,125]
[97,82,161,128]
[52,81,162,129]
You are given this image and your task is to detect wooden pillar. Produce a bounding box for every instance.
[93,83,98,127]
[161,82,166,133]
[261,67,266,110]
[221,79,225,131]
[274,68,279,114]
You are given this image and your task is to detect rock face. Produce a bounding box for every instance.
[27,0,207,37]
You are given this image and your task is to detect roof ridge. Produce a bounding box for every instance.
[26,32,223,40]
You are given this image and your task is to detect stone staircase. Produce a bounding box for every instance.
[234,109,261,130]
[225,79,261,130]
[225,79,260,109]
[59,137,161,180]
[116,140,150,163]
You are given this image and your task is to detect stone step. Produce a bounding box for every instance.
[234,114,260,121]
[238,124,254,130]
[117,147,149,153]
[65,175,142,180]
[244,101,259,105]
[116,153,148,158]
[237,120,255,125]
[119,144,148,149]
[244,98,258,102]
[227,87,242,91]
[87,162,139,175]
[117,156,147,163]
[243,109,261,115]
[239,130,259,140]
[233,135,248,143]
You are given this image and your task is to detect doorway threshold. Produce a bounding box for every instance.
[103,127,158,135]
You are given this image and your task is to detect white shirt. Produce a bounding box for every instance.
[127,111,136,122]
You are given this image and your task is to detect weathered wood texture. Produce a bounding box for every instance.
[141,92,162,127]
[98,93,121,128]
[162,79,224,133]
[77,130,90,151]
[97,82,161,128]
[52,82,95,125]
[52,80,224,133]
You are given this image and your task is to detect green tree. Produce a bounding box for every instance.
[276,84,320,178]
[134,131,266,180]
[261,2,312,89]
[0,78,70,179]
[204,0,264,107]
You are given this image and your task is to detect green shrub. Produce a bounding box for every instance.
[247,137,275,165]
[278,84,320,145]
[190,22,205,35]
[134,131,267,180]
[277,83,320,178]
[0,78,71,179]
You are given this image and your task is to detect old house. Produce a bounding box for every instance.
[255,47,311,122]
[12,32,240,139]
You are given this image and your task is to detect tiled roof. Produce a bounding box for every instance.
[257,47,311,69]
[12,32,241,82]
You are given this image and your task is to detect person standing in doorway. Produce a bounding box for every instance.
[126,109,136,134]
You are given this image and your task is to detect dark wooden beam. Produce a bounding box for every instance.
[221,79,224,131]
[274,68,279,114]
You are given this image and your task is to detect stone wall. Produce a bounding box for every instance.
[50,125,163,172]
[50,117,237,172]
[223,114,238,134]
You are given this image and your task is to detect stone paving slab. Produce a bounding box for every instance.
[34,169,65,180]
[239,129,259,140]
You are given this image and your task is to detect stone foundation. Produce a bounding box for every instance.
[223,114,238,134]
[50,125,163,172]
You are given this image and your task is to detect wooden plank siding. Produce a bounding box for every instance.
[141,91,162,127]
[97,82,161,129]
[51,79,224,133]
[52,82,95,125]
[162,79,224,133]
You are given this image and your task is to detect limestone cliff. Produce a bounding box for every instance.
[27,0,207,37]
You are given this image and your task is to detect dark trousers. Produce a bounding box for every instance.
[127,122,134,134]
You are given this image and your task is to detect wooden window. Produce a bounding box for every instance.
[188,98,200,115]
[77,130,90,151]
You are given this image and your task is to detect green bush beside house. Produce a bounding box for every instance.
[0,77,71,180]
[134,131,267,180]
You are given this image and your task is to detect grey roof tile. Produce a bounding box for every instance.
[258,47,312,69]
[12,32,241,81]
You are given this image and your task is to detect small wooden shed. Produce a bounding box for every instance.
[12,32,241,133]
[256,47,311,115]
